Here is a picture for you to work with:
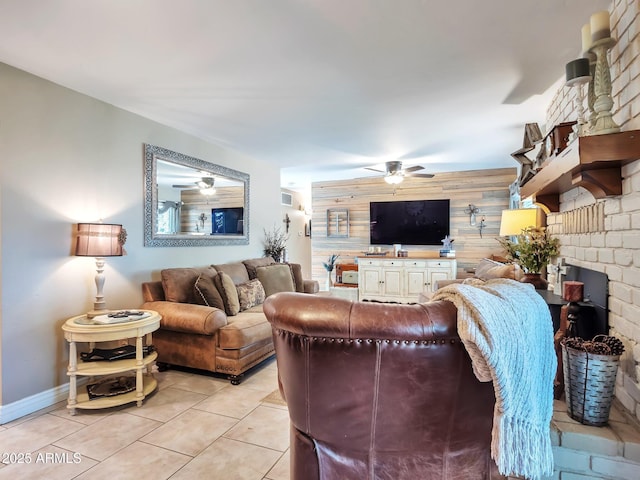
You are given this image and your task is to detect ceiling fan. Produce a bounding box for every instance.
[365,161,434,184]
[172,177,216,194]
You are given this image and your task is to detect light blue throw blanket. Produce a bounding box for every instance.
[432,278,555,480]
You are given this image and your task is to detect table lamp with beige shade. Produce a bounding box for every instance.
[74,222,126,318]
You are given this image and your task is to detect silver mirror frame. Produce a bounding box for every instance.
[143,144,250,247]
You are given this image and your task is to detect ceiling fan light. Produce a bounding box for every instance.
[200,187,216,195]
[197,178,215,189]
[384,174,403,185]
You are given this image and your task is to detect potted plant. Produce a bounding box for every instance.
[263,226,289,262]
[497,227,560,289]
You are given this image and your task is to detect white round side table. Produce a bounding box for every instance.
[61,310,161,415]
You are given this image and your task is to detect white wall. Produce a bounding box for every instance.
[281,188,312,278]
[0,63,281,409]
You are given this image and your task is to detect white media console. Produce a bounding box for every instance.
[357,256,457,303]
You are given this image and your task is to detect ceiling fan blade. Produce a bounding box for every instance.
[364,167,385,173]
[172,184,194,188]
[407,173,435,178]
[403,165,425,173]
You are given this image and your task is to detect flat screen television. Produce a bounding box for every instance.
[369,199,450,246]
[211,207,244,235]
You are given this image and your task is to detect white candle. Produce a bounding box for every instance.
[581,23,592,53]
[590,10,611,42]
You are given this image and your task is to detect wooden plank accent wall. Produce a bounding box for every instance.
[180,186,244,233]
[310,168,517,284]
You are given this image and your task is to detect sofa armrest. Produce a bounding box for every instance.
[434,279,464,290]
[303,279,319,294]
[141,301,227,335]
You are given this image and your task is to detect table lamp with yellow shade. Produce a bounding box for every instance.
[498,208,559,289]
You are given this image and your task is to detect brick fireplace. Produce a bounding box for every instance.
[543,1,640,422]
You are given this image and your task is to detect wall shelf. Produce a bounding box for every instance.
[520,130,640,212]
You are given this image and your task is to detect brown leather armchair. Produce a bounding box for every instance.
[263,292,505,480]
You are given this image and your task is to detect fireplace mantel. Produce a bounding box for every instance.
[520,130,640,212]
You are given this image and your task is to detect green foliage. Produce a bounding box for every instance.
[322,254,340,272]
[497,227,560,274]
[263,226,288,261]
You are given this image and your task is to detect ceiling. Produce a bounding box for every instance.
[0,0,610,191]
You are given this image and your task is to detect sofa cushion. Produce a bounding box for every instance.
[287,263,305,293]
[475,258,520,281]
[237,279,266,311]
[213,262,250,285]
[193,273,226,310]
[218,311,273,350]
[243,257,276,280]
[213,272,241,316]
[256,264,296,297]
[161,266,217,303]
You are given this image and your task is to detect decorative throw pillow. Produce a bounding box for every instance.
[193,274,226,310]
[236,279,266,311]
[287,262,305,293]
[256,264,296,297]
[213,272,240,316]
[242,257,276,280]
[160,266,217,303]
[212,262,250,285]
[475,258,517,281]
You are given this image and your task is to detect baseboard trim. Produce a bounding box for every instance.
[0,380,86,425]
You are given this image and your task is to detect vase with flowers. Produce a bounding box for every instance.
[322,254,340,289]
[497,227,560,289]
[263,226,289,262]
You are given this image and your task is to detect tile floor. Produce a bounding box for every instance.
[0,358,289,480]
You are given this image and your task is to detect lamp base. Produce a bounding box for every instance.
[521,273,548,290]
[86,308,109,319]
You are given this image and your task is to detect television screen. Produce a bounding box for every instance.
[369,199,450,246]
[211,207,244,235]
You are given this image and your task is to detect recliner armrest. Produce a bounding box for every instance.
[141,301,227,335]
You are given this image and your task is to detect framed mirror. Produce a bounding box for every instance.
[144,144,250,247]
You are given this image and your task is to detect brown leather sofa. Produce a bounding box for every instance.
[141,258,318,384]
[263,292,505,480]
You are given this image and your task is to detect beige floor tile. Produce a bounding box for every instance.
[194,385,270,419]
[0,445,97,480]
[265,449,290,480]
[165,372,229,396]
[49,405,115,425]
[0,367,293,479]
[241,365,280,393]
[225,405,290,452]
[0,413,84,454]
[126,386,208,422]
[53,412,161,461]
[140,408,237,456]
[73,441,190,480]
[154,369,201,391]
[170,437,281,480]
